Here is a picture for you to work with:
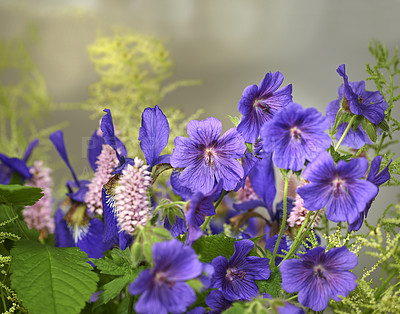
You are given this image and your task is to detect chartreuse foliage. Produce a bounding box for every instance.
[10,240,98,314]
[75,30,203,160]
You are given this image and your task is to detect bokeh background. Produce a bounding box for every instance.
[1,0,399,276]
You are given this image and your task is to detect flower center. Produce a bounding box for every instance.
[332,177,345,194]
[155,271,175,288]
[254,99,272,115]
[290,126,302,140]
[203,147,216,165]
[225,267,246,282]
[313,265,325,278]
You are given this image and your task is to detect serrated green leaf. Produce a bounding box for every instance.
[92,248,132,276]
[256,266,282,298]
[192,234,236,263]
[10,239,98,314]
[0,184,43,206]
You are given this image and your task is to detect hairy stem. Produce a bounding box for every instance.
[201,190,227,232]
[335,115,357,151]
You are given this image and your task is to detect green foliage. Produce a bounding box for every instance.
[90,248,142,309]
[0,184,43,206]
[0,32,63,161]
[256,266,282,298]
[10,239,99,314]
[192,234,236,263]
[78,30,203,160]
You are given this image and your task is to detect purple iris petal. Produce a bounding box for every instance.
[348,156,391,231]
[261,103,331,171]
[237,71,293,143]
[87,131,103,172]
[297,151,378,224]
[129,239,203,314]
[102,187,120,247]
[0,154,32,183]
[66,180,90,203]
[171,117,246,194]
[336,64,388,125]
[77,218,110,258]
[101,109,122,162]
[139,105,170,171]
[170,170,193,201]
[54,207,75,248]
[265,234,291,266]
[211,239,270,301]
[49,130,80,187]
[280,246,357,312]
[22,139,39,162]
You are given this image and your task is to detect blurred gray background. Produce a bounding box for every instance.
[1,0,399,274]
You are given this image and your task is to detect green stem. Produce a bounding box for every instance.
[335,115,357,151]
[270,175,288,266]
[331,108,344,136]
[128,294,134,314]
[375,270,396,300]
[201,190,227,232]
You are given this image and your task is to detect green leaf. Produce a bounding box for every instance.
[256,266,282,298]
[223,301,247,313]
[0,204,39,240]
[352,116,363,132]
[192,234,236,263]
[378,119,390,132]
[10,239,98,314]
[0,184,43,206]
[167,210,176,227]
[365,122,377,142]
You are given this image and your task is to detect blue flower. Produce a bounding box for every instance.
[280,246,357,311]
[0,139,38,184]
[237,71,292,143]
[50,130,109,258]
[336,64,388,125]
[261,103,331,171]
[348,156,391,231]
[211,239,270,301]
[297,151,378,224]
[171,117,246,194]
[129,239,203,314]
[205,290,233,313]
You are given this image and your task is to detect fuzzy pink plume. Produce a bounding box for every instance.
[114,157,151,235]
[23,160,54,234]
[236,177,260,203]
[85,144,119,215]
[287,190,321,229]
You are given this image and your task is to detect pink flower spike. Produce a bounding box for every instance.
[115,157,151,235]
[85,145,119,215]
[23,160,54,237]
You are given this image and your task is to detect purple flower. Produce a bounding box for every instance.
[139,105,170,171]
[280,246,358,311]
[129,239,203,314]
[326,98,373,149]
[205,290,233,313]
[237,71,293,143]
[261,103,331,171]
[336,64,388,125]
[185,181,223,246]
[297,151,378,224]
[211,239,270,301]
[349,156,391,231]
[170,117,246,194]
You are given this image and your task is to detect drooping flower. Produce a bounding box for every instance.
[336,64,388,125]
[237,71,293,143]
[114,158,151,235]
[261,103,331,171]
[129,239,203,314]
[23,160,54,236]
[170,117,246,194]
[85,144,119,215]
[185,180,223,246]
[211,239,270,301]
[297,151,378,224]
[280,246,358,311]
[348,155,391,231]
[326,98,373,149]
